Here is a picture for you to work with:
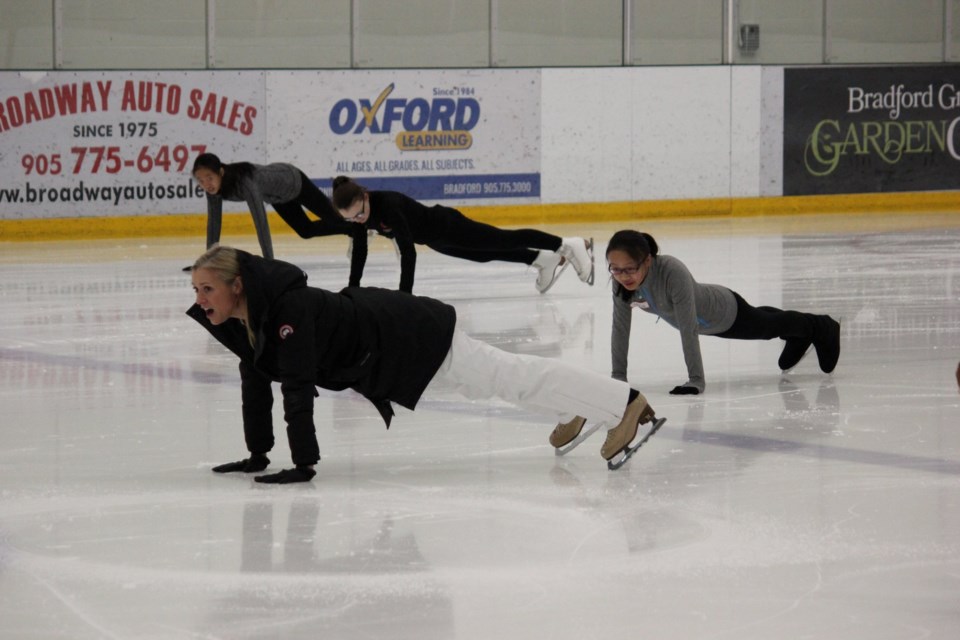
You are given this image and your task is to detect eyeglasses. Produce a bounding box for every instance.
[343,200,366,221]
[608,264,642,276]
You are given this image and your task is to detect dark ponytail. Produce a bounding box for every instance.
[331,175,366,209]
[192,152,253,197]
[606,230,658,261]
[606,230,659,300]
[192,152,222,175]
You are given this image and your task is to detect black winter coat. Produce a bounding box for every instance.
[187,251,457,465]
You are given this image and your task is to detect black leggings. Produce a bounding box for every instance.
[716,292,815,341]
[426,210,562,265]
[273,172,349,239]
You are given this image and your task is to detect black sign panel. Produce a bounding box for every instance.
[783,65,960,195]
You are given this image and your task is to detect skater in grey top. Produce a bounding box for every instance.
[192,153,349,262]
[607,230,840,395]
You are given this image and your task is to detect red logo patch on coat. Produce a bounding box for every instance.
[279,324,295,340]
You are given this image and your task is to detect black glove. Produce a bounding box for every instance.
[669,385,700,395]
[212,453,270,473]
[254,465,316,484]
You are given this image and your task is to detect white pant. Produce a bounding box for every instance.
[427,328,631,425]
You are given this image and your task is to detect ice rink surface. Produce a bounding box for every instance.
[1,212,959,640]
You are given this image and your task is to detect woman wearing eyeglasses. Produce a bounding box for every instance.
[330,175,594,294]
[605,230,840,395]
[191,153,350,263]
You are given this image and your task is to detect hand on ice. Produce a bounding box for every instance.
[669,385,700,395]
[254,466,316,484]
[211,453,270,473]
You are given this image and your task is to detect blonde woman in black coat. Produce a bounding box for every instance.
[187,247,666,482]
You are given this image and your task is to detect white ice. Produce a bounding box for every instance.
[1,213,959,640]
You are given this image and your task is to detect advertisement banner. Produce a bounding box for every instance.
[0,71,266,219]
[267,69,541,203]
[783,65,960,195]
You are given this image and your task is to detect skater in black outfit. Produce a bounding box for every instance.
[192,153,349,262]
[330,176,594,294]
[187,246,664,482]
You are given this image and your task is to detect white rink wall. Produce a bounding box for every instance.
[267,66,775,205]
[539,66,771,204]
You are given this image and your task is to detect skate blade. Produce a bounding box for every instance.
[554,422,603,456]
[606,417,666,471]
[539,261,571,294]
[585,237,595,285]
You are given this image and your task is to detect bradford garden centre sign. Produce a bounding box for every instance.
[783,65,960,195]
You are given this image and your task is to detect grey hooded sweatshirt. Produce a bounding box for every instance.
[205,163,303,259]
[611,254,738,392]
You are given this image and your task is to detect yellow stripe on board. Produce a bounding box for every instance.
[464,191,960,226]
[1,191,958,242]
